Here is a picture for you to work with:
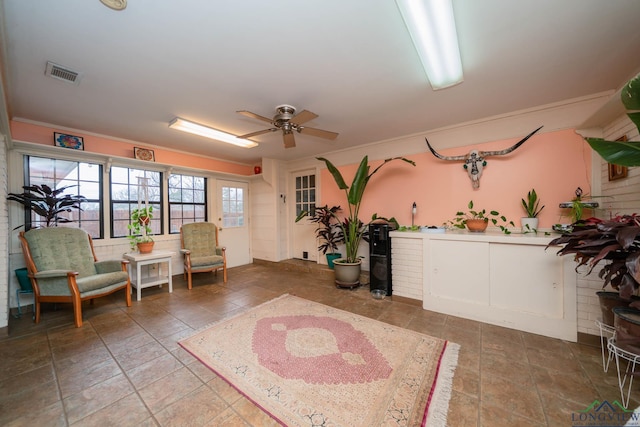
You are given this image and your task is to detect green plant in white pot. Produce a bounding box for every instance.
[521,188,544,233]
[316,155,416,287]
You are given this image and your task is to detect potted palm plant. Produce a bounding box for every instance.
[316,155,416,287]
[521,188,544,233]
[127,206,154,253]
[296,205,344,269]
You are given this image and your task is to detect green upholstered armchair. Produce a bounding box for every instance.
[180,222,227,289]
[19,228,131,327]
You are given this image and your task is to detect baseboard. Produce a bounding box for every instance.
[577,332,602,348]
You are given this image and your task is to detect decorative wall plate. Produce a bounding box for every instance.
[134,147,155,162]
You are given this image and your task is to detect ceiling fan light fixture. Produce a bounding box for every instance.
[169,118,258,148]
[395,0,464,90]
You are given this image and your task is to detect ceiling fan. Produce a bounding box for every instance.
[236,105,339,148]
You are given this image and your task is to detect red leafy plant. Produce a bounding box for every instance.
[548,214,640,301]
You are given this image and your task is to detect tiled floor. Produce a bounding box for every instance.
[0,260,637,426]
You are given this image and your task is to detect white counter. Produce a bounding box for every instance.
[390,229,577,341]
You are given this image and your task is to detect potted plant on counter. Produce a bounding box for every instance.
[448,200,515,234]
[296,205,344,269]
[315,155,416,288]
[128,206,154,253]
[521,188,544,233]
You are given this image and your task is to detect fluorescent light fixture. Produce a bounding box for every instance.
[395,0,464,90]
[169,118,258,148]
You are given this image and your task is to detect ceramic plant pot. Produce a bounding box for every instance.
[613,307,640,352]
[325,253,341,270]
[520,217,539,233]
[333,258,361,289]
[466,219,488,232]
[137,241,154,254]
[597,291,640,326]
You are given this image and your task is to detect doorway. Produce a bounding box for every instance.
[291,171,317,261]
[216,180,251,267]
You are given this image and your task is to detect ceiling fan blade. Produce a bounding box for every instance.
[290,109,318,125]
[283,131,296,148]
[236,110,273,124]
[299,126,339,140]
[237,128,277,139]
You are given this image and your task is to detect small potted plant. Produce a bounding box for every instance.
[127,206,154,253]
[448,200,514,234]
[521,188,544,233]
[296,205,345,269]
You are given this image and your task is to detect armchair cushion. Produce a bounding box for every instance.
[190,255,224,268]
[24,228,97,278]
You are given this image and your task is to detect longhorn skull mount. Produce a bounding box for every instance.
[425,126,543,189]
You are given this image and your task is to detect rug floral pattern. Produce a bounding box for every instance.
[180,295,459,426]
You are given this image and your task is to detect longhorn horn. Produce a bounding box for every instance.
[425,138,468,161]
[479,126,543,157]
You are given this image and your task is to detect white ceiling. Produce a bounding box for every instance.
[2,0,640,165]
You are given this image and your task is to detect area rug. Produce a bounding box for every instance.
[179,294,459,426]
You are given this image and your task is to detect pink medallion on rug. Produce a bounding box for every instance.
[180,294,459,426]
[253,315,393,384]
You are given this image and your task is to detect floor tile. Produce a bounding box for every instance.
[2,261,628,426]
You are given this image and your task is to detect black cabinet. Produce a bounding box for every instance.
[369,223,393,296]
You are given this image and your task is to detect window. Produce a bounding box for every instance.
[221,185,244,228]
[295,174,316,217]
[110,167,162,238]
[26,156,102,238]
[168,173,207,233]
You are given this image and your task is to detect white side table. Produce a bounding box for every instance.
[123,250,174,301]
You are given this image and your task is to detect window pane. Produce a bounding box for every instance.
[295,173,316,221]
[27,156,102,238]
[167,173,207,233]
[110,168,163,238]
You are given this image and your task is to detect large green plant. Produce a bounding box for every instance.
[585,73,640,165]
[317,155,415,263]
[7,184,86,229]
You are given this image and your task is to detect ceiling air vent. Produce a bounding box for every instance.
[45,61,82,85]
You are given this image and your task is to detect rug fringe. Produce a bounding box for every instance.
[424,341,460,427]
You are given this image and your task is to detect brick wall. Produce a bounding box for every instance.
[390,234,423,300]
[0,134,9,330]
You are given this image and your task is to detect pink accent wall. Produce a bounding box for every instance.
[320,129,592,229]
[10,121,253,175]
